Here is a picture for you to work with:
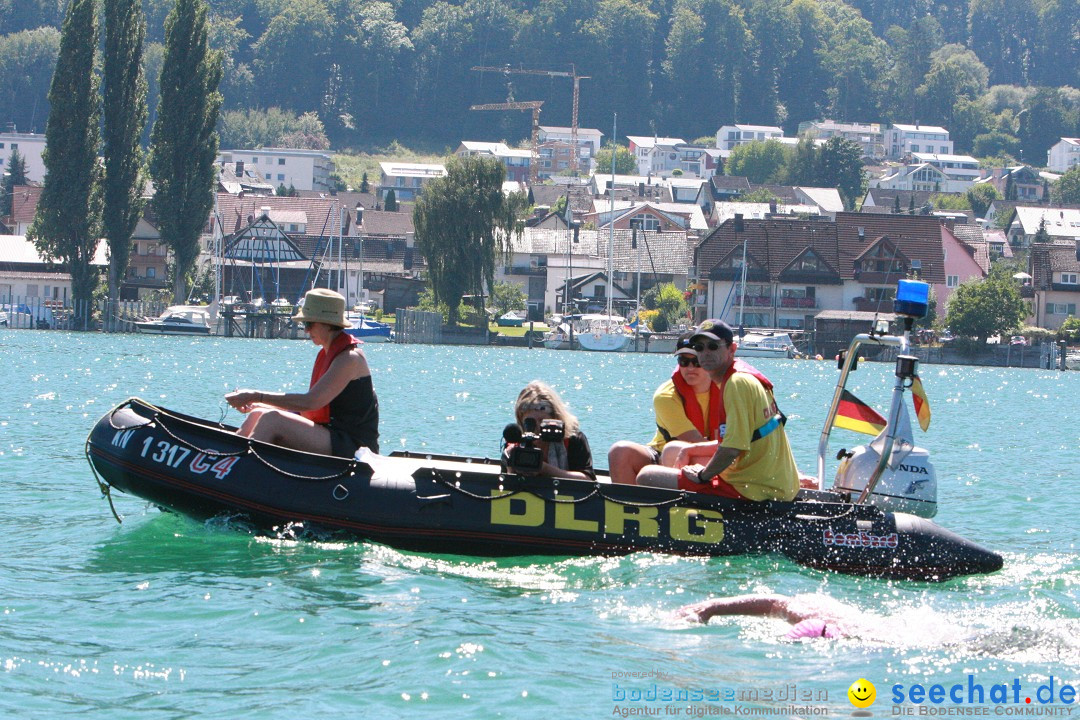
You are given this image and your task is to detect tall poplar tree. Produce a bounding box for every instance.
[102,0,148,308]
[149,0,222,303]
[27,0,102,327]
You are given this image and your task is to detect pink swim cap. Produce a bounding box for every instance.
[785,618,841,640]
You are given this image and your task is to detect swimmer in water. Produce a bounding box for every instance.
[677,594,876,640]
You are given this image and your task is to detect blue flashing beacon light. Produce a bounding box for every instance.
[894,279,930,318]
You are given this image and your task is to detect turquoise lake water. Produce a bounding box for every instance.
[1,331,1077,718]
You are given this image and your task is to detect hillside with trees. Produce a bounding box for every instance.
[2,0,1077,160]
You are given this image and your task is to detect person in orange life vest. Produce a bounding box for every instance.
[636,319,798,501]
[225,288,379,457]
[505,380,594,480]
[607,334,724,484]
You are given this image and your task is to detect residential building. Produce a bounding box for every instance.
[377,162,447,203]
[626,135,686,177]
[123,215,169,300]
[975,166,1045,203]
[455,141,531,184]
[715,125,783,155]
[886,124,953,160]
[692,213,984,329]
[212,193,420,310]
[499,226,692,316]
[1026,242,1080,329]
[1047,138,1080,173]
[0,130,47,183]
[538,126,603,174]
[217,160,275,196]
[0,234,108,305]
[9,185,42,236]
[1007,206,1080,248]
[217,148,334,192]
[798,120,885,159]
[870,154,979,194]
[590,174,670,203]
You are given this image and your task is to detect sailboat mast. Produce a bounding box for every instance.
[607,113,616,319]
[737,233,749,330]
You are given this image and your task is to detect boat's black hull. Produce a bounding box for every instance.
[86,399,1003,581]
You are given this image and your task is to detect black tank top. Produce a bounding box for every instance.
[328,375,379,453]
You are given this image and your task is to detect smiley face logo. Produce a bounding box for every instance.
[848,679,876,708]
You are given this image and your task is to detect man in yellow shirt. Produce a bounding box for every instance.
[607,336,721,483]
[637,320,799,502]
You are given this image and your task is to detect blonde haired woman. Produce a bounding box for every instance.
[507,380,594,480]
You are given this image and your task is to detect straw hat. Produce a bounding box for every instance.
[292,289,351,328]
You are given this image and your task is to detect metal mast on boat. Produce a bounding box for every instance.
[606,113,616,321]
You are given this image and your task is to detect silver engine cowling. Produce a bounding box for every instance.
[833,442,937,518]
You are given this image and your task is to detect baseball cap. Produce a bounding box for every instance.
[690,319,734,344]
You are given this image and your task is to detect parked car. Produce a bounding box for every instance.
[1010,335,1027,346]
[496,311,526,327]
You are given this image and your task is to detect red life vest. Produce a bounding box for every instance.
[670,359,773,440]
[301,331,359,424]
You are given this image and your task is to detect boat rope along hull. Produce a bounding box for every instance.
[85,399,1002,581]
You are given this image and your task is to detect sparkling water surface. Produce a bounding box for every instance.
[1,331,1077,718]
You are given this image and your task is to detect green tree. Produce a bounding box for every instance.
[594,143,637,175]
[972,131,1020,160]
[727,140,788,184]
[149,0,222,303]
[1032,217,1051,244]
[1052,167,1080,205]
[27,0,102,327]
[489,280,526,315]
[816,137,865,209]
[360,172,369,193]
[413,156,523,326]
[944,271,1026,343]
[102,0,148,308]
[967,183,1001,218]
[784,136,818,185]
[384,188,397,212]
[950,97,995,153]
[1004,174,1016,201]
[2,148,28,216]
[914,44,990,127]
[0,27,61,135]
[1018,88,1069,165]
[219,107,329,150]
[252,0,333,114]
[741,188,779,203]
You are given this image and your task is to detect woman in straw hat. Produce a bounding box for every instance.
[225,288,379,457]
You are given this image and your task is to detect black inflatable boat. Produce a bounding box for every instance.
[85,397,1002,581]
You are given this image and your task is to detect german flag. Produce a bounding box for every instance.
[910,375,931,431]
[834,390,887,436]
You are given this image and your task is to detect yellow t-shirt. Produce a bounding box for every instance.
[719,372,799,502]
[648,379,713,453]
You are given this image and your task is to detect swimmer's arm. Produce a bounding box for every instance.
[677,595,798,624]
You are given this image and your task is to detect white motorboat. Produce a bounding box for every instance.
[134,306,212,336]
[345,315,393,342]
[542,322,574,350]
[735,331,795,358]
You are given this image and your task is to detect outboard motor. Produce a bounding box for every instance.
[833,431,938,518]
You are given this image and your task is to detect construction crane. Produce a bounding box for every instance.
[472,65,590,174]
[469,100,543,186]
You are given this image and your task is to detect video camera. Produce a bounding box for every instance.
[502,417,565,473]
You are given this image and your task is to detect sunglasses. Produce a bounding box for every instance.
[304,321,318,330]
[676,355,700,368]
[692,341,724,352]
